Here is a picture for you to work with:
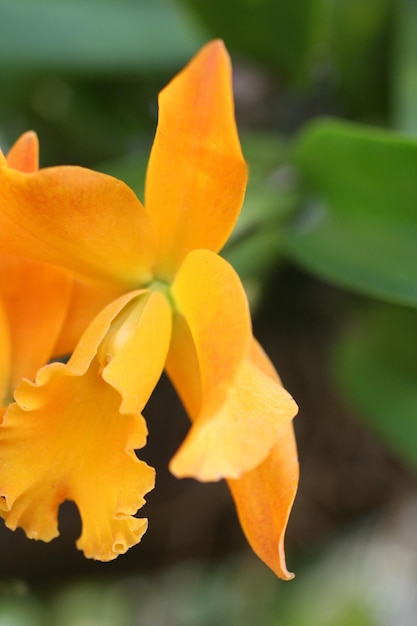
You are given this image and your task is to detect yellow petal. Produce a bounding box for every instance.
[227,424,299,580]
[170,249,251,417]
[145,40,247,279]
[0,256,73,390]
[0,164,154,287]
[169,251,296,480]
[227,339,299,580]
[0,358,154,560]
[101,291,172,414]
[6,131,39,173]
[170,347,298,481]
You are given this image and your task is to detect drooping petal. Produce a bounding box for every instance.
[0,289,172,560]
[0,255,73,390]
[0,164,154,287]
[169,249,251,418]
[227,424,299,580]
[145,40,247,278]
[227,339,299,580]
[168,250,296,481]
[170,352,298,481]
[6,131,39,173]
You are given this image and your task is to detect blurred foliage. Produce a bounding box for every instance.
[334,305,417,470]
[287,119,417,307]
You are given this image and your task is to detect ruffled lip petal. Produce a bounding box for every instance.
[145,40,247,278]
[0,355,155,560]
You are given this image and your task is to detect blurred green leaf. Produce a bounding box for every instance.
[0,0,203,74]
[286,119,417,307]
[328,0,393,117]
[334,304,417,470]
[391,0,417,134]
[182,0,326,83]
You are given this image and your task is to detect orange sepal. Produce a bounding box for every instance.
[0,165,154,287]
[145,40,247,278]
[227,424,298,580]
[227,339,299,579]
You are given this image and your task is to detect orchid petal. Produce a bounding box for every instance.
[228,424,298,580]
[0,256,73,390]
[227,340,299,580]
[52,279,126,358]
[0,289,172,560]
[145,40,247,278]
[102,291,172,414]
[0,300,11,406]
[168,251,296,480]
[0,358,154,561]
[0,134,73,391]
[170,249,251,417]
[6,131,39,173]
[170,344,298,481]
[0,164,154,287]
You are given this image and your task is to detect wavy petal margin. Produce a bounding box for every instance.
[0,289,172,559]
[145,40,247,278]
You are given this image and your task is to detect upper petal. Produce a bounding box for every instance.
[0,163,154,287]
[145,40,247,279]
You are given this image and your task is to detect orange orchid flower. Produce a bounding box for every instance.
[0,41,298,578]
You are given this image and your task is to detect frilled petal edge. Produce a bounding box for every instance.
[0,289,172,560]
